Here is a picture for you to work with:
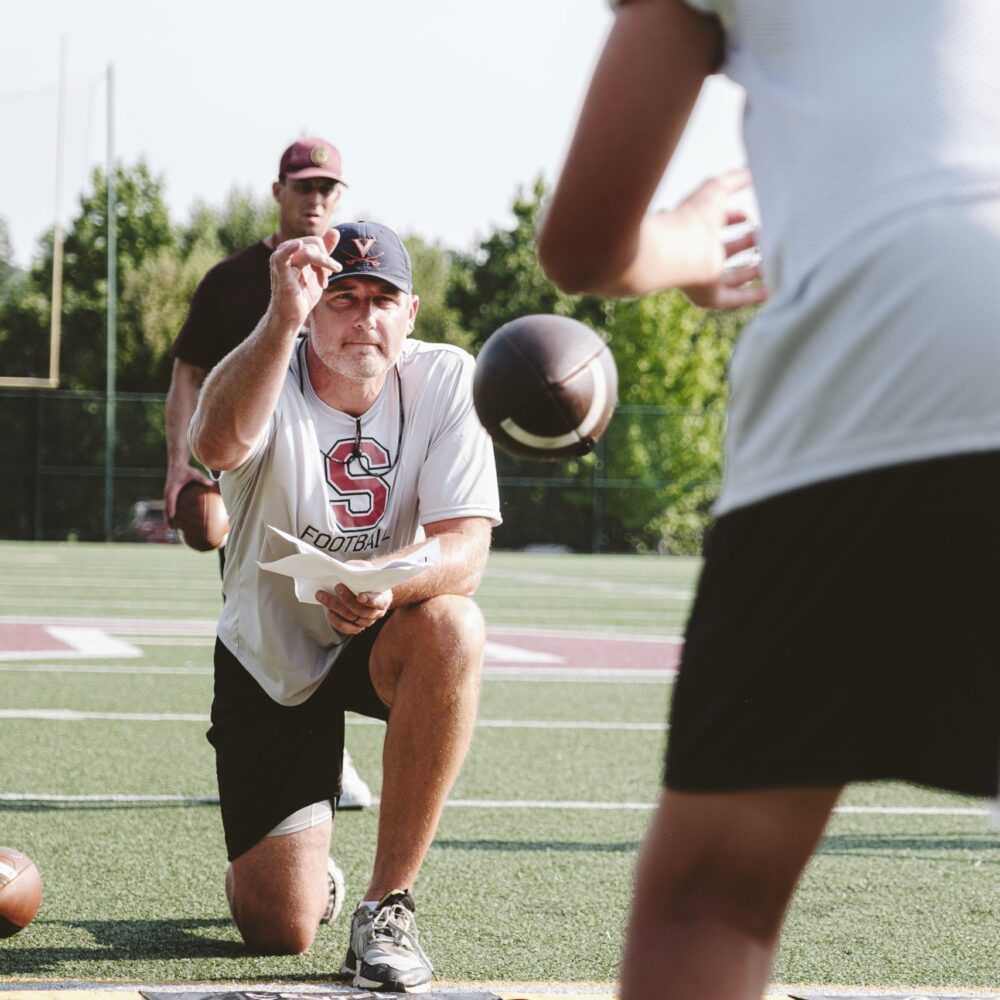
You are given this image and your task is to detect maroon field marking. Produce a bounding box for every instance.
[0,617,682,674]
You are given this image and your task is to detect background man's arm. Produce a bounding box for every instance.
[163,358,213,520]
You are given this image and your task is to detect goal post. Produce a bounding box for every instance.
[0,36,65,390]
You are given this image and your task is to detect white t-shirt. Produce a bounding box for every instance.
[215,338,502,705]
[680,0,1000,513]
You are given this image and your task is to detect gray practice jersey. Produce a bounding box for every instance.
[683,0,1000,514]
[215,338,502,705]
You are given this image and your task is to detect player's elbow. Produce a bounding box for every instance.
[461,549,494,597]
[538,229,584,293]
[189,416,241,473]
[454,569,484,598]
[191,440,241,474]
[538,225,610,296]
[189,435,222,473]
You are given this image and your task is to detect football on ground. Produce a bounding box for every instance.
[172,480,229,552]
[0,846,43,937]
[473,314,618,460]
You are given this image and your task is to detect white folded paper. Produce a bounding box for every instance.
[258,524,441,605]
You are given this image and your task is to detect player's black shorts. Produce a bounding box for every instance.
[665,451,1000,798]
[207,620,391,861]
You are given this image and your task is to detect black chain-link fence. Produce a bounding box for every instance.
[0,389,725,553]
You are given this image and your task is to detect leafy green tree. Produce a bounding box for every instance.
[448,177,611,350]
[179,204,223,261]
[0,225,57,380]
[141,186,281,392]
[0,217,34,378]
[216,188,277,257]
[447,177,756,554]
[120,237,222,391]
[0,218,19,301]
[0,162,178,391]
[601,294,753,552]
[184,188,277,259]
[405,235,473,351]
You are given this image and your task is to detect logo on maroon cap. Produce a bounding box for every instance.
[279,137,344,182]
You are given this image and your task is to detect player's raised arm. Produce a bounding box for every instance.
[190,233,341,471]
[538,0,764,307]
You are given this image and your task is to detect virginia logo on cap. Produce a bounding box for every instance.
[345,237,384,267]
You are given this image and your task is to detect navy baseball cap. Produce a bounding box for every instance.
[328,221,412,294]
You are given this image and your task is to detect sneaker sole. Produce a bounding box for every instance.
[340,948,358,977]
[337,797,370,811]
[353,971,430,994]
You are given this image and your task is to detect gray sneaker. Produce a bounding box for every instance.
[319,857,346,925]
[341,889,433,993]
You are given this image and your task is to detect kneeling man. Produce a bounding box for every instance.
[190,221,501,992]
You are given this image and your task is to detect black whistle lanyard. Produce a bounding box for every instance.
[296,336,405,474]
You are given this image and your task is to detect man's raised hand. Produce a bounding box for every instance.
[269,229,342,331]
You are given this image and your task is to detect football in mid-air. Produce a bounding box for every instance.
[0,846,43,938]
[473,314,618,460]
[172,480,229,552]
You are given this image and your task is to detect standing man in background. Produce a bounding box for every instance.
[163,135,372,809]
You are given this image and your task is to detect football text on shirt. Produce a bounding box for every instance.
[300,523,393,555]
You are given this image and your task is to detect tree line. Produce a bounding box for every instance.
[0,163,758,553]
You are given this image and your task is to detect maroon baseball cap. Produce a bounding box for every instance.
[278,137,346,184]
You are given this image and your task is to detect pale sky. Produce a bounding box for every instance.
[2,0,748,269]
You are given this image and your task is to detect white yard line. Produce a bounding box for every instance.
[0,791,989,817]
[484,568,693,600]
[0,709,210,722]
[0,615,684,643]
[484,666,675,681]
[0,792,220,804]
[0,662,674,682]
[488,624,685,643]
[0,663,213,675]
[0,627,142,662]
[835,805,989,816]
[0,615,217,635]
[0,708,664,730]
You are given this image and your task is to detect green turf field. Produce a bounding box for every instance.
[0,541,997,990]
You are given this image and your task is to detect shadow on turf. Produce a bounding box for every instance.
[0,918,245,971]
[819,832,1000,860]
[0,801,217,813]
[432,837,641,853]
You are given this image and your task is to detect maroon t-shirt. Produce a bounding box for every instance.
[171,241,272,371]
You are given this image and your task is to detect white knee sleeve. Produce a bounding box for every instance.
[266,799,333,837]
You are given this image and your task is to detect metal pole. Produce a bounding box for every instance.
[591,433,606,554]
[103,62,116,541]
[48,35,67,386]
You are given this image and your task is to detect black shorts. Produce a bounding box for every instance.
[665,452,1000,798]
[207,621,391,861]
